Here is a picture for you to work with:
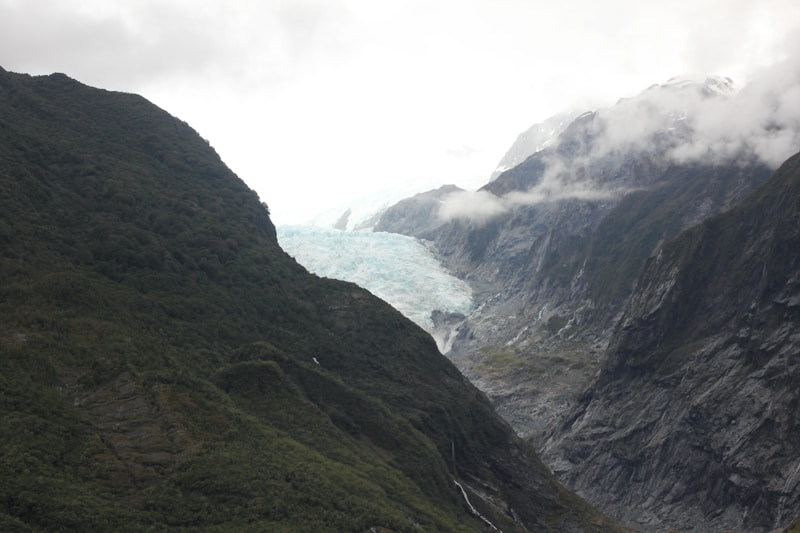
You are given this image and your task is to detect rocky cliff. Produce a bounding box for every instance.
[542,150,800,532]
[375,77,772,444]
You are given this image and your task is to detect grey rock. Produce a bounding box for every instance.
[543,152,800,532]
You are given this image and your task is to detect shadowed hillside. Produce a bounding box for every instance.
[0,67,624,532]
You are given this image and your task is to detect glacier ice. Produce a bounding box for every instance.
[277,225,473,349]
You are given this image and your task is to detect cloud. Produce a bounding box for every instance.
[579,52,800,170]
[505,183,627,206]
[438,190,508,224]
[445,145,479,159]
[438,160,630,224]
[0,1,228,89]
[0,0,354,91]
[670,53,800,166]
[1,0,797,224]
[438,53,800,225]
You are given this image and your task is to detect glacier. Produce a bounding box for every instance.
[277,225,473,351]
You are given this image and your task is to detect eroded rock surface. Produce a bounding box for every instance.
[543,152,800,532]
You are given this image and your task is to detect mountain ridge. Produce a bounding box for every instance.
[373,76,773,443]
[0,67,623,532]
[543,150,800,532]
[367,72,799,531]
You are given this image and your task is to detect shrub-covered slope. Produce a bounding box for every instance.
[0,67,624,532]
[543,151,800,532]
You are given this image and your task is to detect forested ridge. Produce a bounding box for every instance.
[0,67,621,532]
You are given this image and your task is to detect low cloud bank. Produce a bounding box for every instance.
[440,56,800,224]
[438,189,507,224]
[670,60,800,166]
[439,182,629,223]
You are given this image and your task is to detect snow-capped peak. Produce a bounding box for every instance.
[489,109,580,181]
[655,74,737,97]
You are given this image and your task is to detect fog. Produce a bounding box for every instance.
[2,1,797,224]
[440,56,800,224]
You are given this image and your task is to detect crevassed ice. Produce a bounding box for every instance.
[277,225,473,335]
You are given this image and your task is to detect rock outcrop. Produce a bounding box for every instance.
[376,78,772,445]
[542,151,800,532]
[373,74,800,531]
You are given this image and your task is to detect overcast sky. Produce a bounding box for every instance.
[1,0,799,224]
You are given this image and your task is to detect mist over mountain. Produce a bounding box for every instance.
[376,72,778,364]
[368,68,800,531]
[0,66,625,532]
[488,110,579,182]
[438,72,794,224]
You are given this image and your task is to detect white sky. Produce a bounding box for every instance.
[1,0,799,224]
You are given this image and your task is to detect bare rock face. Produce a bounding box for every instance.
[374,76,799,531]
[488,110,579,181]
[542,152,800,532]
[376,101,772,449]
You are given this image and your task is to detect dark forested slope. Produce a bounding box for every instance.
[0,67,623,532]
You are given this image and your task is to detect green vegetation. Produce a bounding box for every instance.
[475,339,596,398]
[0,68,624,531]
[477,349,535,378]
[783,518,800,533]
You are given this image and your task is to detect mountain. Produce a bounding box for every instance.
[367,71,800,531]
[373,75,772,442]
[543,150,800,532]
[374,184,465,236]
[488,110,578,182]
[0,67,627,532]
